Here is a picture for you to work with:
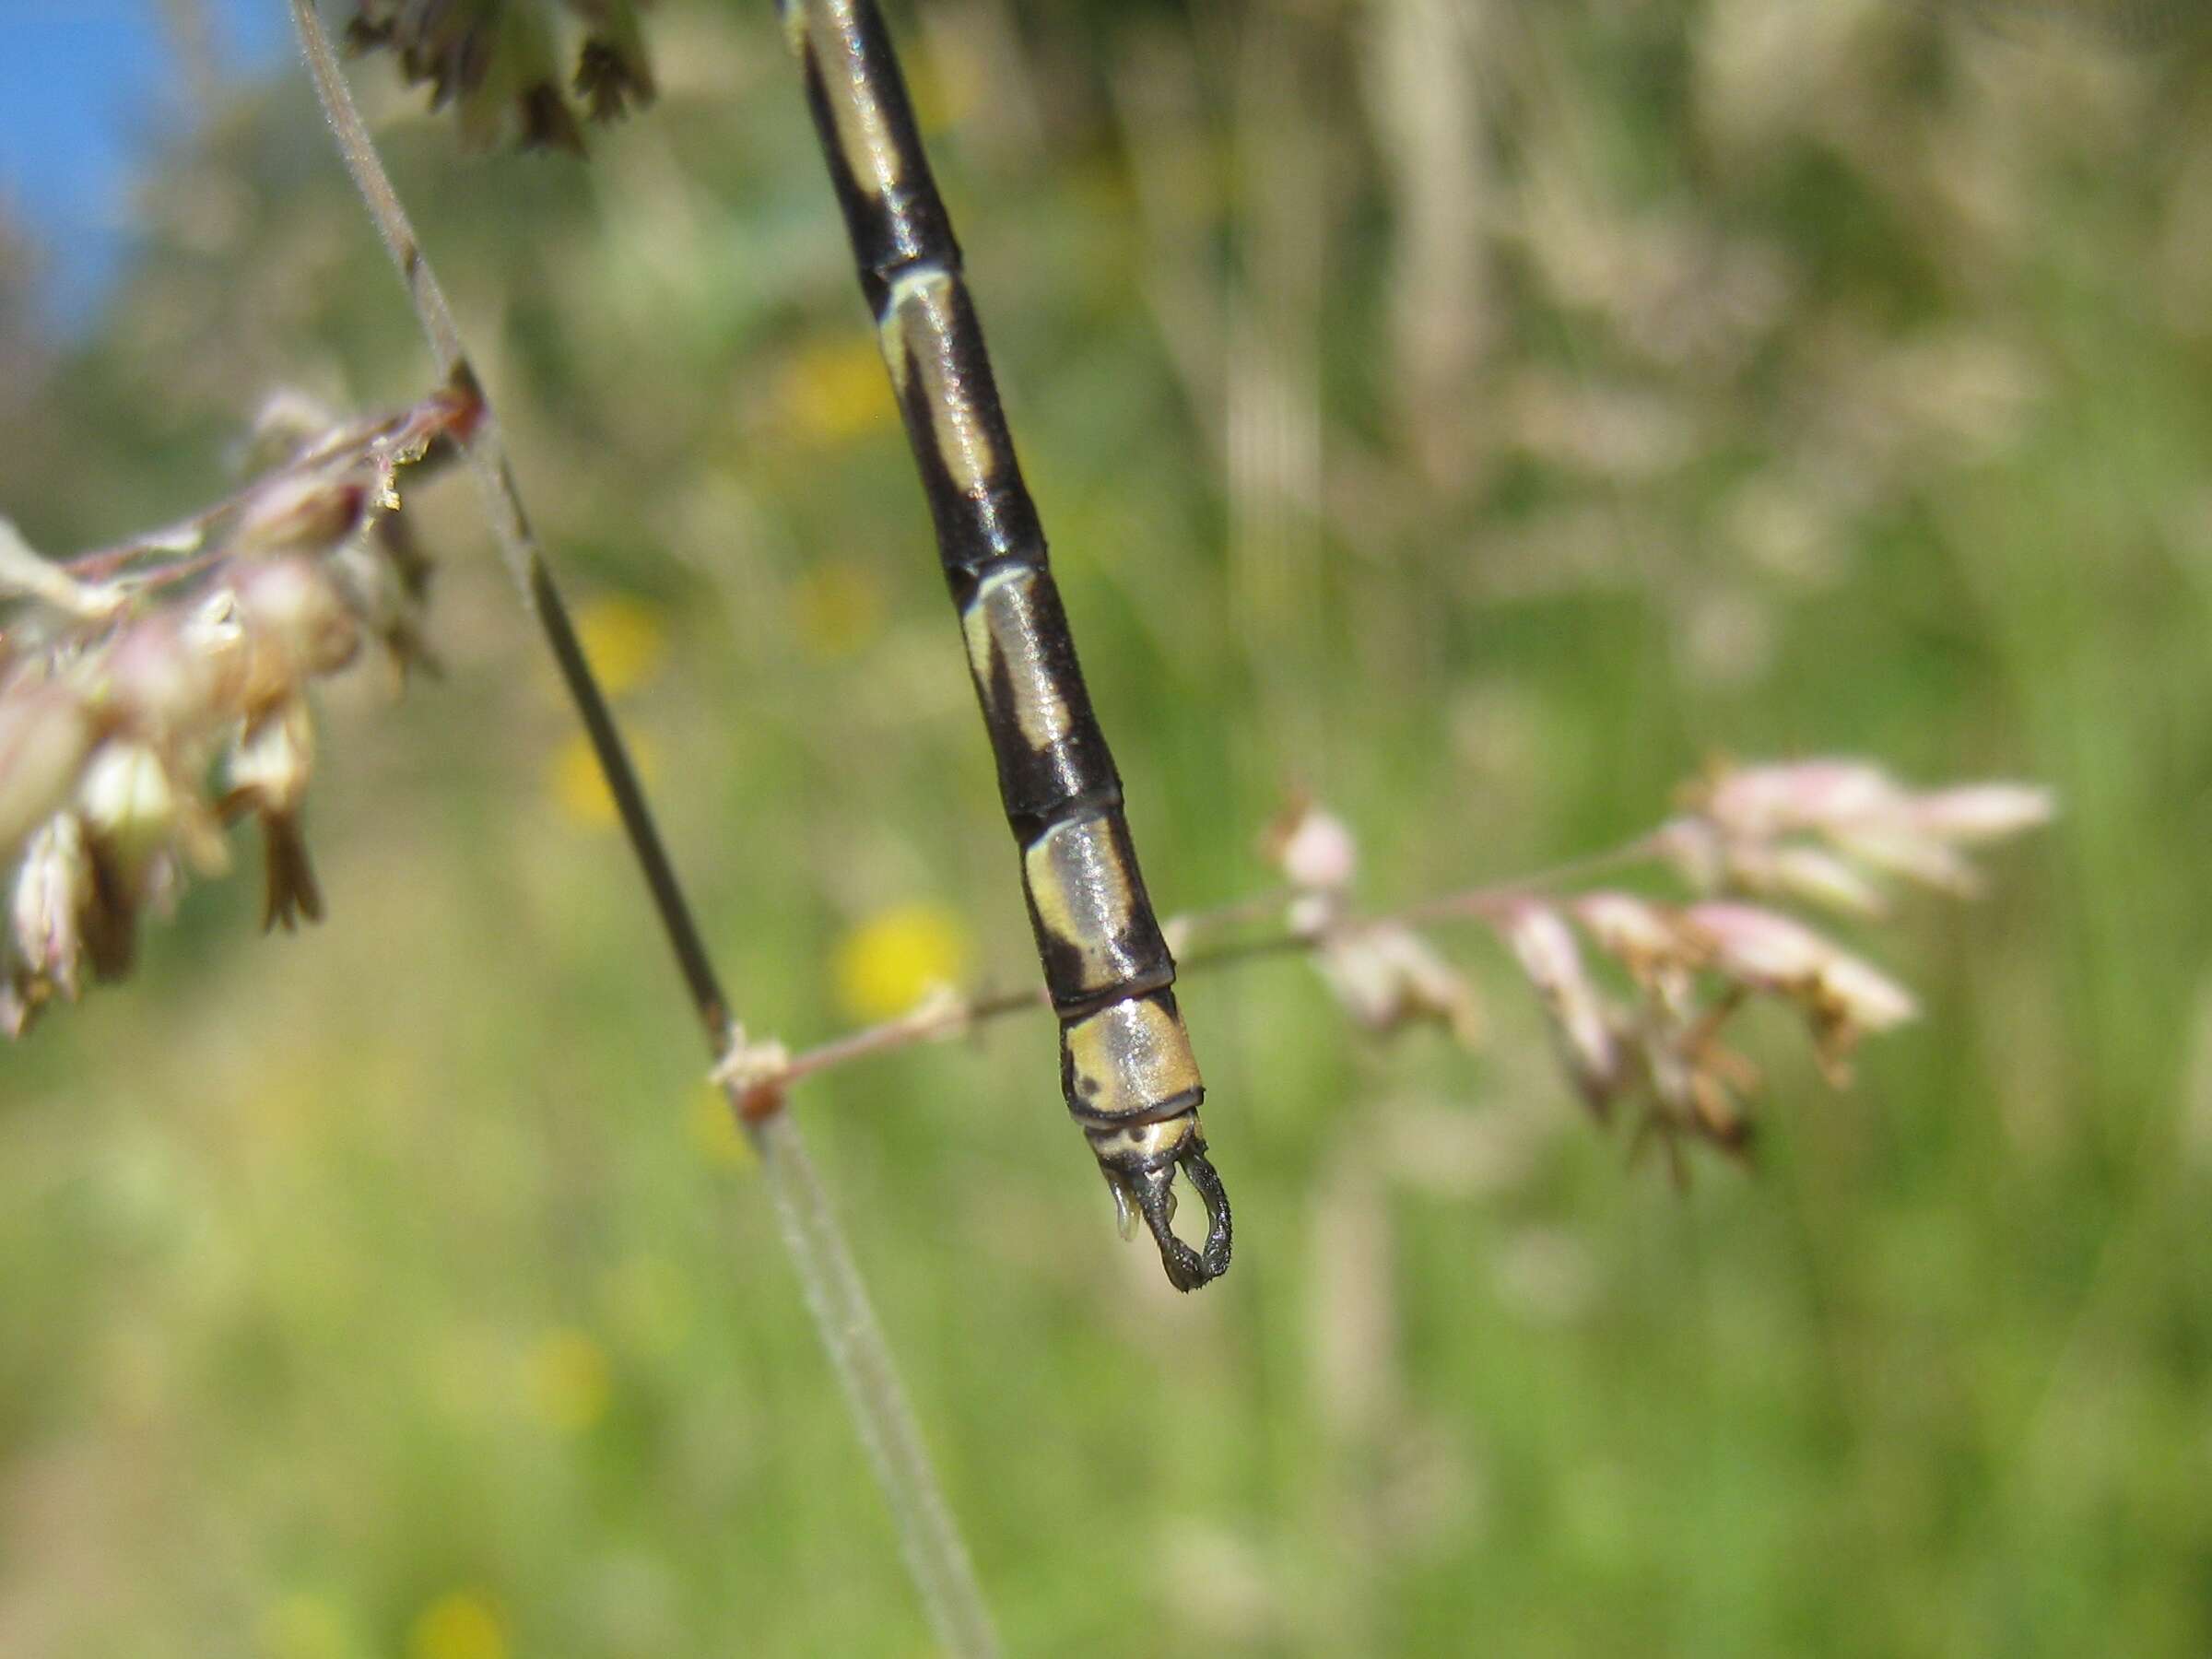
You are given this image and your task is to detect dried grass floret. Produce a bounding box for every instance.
[1141,759,2050,1175]
[1266,800,1482,1049]
[1501,901,1621,1115]
[347,0,657,153]
[1665,758,2055,913]
[0,384,471,1035]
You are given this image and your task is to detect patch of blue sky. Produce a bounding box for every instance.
[0,1,289,325]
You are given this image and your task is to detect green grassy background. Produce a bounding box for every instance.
[4,2,2210,1653]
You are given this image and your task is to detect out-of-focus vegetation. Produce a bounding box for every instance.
[3,1,2209,1653]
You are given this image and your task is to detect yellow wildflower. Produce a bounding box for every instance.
[524,1327,613,1434]
[571,594,668,696]
[549,729,658,828]
[775,335,894,446]
[407,1592,507,1659]
[782,334,893,449]
[834,900,971,1021]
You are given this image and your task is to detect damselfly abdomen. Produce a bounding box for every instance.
[775,0,1231,1290]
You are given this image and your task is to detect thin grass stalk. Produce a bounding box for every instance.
[748,771,2049,1159]
[285,6,999,1652]
[755,1111,1001,1658]
[771,833,1670,1088]
[285,0,725,1042]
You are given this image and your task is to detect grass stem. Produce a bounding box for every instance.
[285,8,1000,1651]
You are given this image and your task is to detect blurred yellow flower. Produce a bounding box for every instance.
[834,900,972,1021]
[256,1592,354,1659]
[549,729,658,829]
[688,1084,757,1171]
[524,1327,612,1434]
[407,1592,507,1659]
[791,559,886,662]
[775,335,893,446]
[572,594,668,696]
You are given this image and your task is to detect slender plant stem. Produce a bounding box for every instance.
[1389,833,1668,925]
[755,1111,1000,1658]
[286,9,999,1653]
[287,1,727,1043]
[62,394,462,582]
[770,830,1676,1087]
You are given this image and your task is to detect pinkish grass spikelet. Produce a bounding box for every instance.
[0,387,466,1036]
[223,700,323,931]
[1273,804,1359,895]
[230,473,371,560]
[4,817,91,1030]
[1312,922,1484,1050]
[1247,766,2039,1171]
[1670,757,2054,912]
[1905,783,2056,844]
[1502,901,1620,1113]
[1571,890,1707,991]
[1684,900,1918,1081]
[0,679,98,853]
[1268,799,1480,1047]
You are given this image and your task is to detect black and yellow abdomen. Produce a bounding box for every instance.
[779,0,1230,1288]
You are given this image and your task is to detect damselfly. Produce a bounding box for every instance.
[772,0,1232,1291]
[762,0,2211,1292]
